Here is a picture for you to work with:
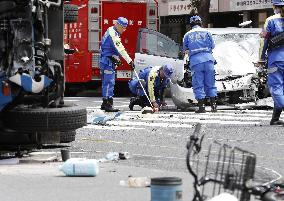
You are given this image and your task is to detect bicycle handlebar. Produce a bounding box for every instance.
[186,123,202,149]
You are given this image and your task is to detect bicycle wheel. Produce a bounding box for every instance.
[186,123,204,201]
[186,123,203,177]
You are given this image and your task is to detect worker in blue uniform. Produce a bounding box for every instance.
[128,64,174,111]
[100,17,135,112]
[259,0,284,126]
[182,15,217,113]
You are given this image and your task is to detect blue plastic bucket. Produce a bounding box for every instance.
[151,177,182,201]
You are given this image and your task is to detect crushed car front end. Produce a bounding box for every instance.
[171,28,265,110]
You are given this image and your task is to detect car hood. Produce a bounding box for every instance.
[175,29,261,82]
[213,36,260,79]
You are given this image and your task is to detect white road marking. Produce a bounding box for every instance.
[87,105,130,108]
[105,121,193,128]
[65,97,89,99]
[123,111,272,118]
[83,125,144,130]
[118,111,269,124]
[120,113,270,121]
[85,107,272,129]
[64,99,80,102]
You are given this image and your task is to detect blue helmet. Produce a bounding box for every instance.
[116,17,128,27]
[162,64,174,78]
[273,0,284,5]
[190,15,202,24]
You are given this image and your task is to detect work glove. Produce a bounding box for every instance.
[129,61,135,70]
[110,56,122,66]
[152,101,159,111]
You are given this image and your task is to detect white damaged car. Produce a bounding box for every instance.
[170,28,269,110]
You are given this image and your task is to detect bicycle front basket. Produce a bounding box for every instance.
[190,140,257,201]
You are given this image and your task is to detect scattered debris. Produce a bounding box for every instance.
[0,158,19,165]
[98,152,118,162]
[119,152,130,160]
[105,152,119,161]
[87,110,123,125]
[19,151,58,163]
[141,107,154,114]
[98,152,130,162]
[119,176,150,188]
[61,149,70,162]
[59,158,99,177]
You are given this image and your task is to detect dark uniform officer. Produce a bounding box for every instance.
[100,17,135,112]
[259,0,284,125]
[128,64,174,110]
[183,15,217,113]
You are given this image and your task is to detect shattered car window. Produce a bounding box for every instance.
[147,33,158,55]
[157,36,179,58]
[137,29,179,58]
[213,33,260,79]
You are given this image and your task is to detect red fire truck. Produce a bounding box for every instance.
[64,0,158,90]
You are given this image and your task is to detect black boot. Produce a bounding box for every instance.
[210,97,217,112]
[129,97,140,111]
[100,98,108,110]
[195,99,206,113]
[140,95,151,108]
[104,98,120,112]
[270,107,284,125]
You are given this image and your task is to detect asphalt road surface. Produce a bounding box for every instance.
[68,97,284,176]
[0,96,283,201]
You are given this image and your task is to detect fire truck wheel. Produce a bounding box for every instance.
[3,104,87,132]
[60,130,76,143]
[64,4,78,23]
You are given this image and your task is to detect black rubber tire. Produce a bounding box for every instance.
[64,4,78,23]
[3,104,86,132]
[60,130,76,143]
[228,91,241,104]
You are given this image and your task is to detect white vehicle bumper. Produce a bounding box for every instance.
[170,74,257,110]
[170,80,197,110]
[216,74,257,92]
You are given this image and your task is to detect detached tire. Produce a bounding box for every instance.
[64,4,78,23]
[3,104,86,132]
[60,130,76,143]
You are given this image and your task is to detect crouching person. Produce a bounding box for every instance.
[128,64,174,111]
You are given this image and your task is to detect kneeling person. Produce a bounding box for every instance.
[128,64,174,110]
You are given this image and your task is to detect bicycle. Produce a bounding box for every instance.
[186,123,284,201]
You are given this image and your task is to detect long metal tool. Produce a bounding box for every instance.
[133,69,154,109]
